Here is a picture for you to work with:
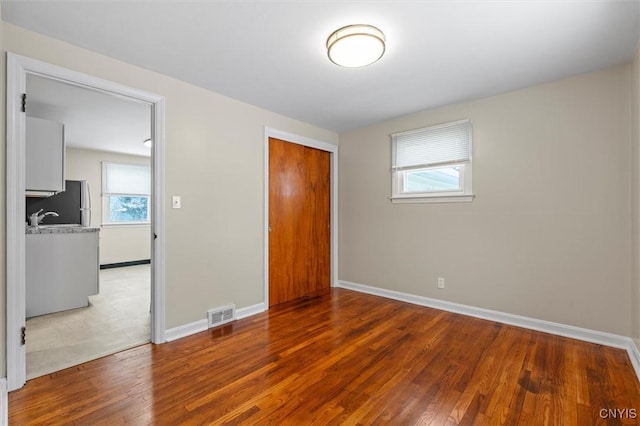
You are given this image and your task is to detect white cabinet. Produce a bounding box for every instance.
[26,116,65,195]
[26,230,99,318]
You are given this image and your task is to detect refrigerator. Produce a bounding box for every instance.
[26,180,91,226]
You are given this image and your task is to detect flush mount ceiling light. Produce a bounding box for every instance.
[327,24,386,68]
[143,138,152,148]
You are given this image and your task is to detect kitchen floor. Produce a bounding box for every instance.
[26,264,150,380]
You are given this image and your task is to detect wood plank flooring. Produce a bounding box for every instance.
[9,288,640,425]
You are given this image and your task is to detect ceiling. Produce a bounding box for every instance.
[3,1,640,134]
[27,74,152,157]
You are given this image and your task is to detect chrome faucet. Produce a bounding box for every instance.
[29,209,59,227]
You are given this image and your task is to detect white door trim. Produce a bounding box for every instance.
[263,128,338,308]
[5,52,166,391]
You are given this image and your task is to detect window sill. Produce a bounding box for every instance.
[101,222,151,227]
[390,194,475,204]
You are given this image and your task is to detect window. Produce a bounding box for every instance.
[391,119,473,203]
[102,162,151,225]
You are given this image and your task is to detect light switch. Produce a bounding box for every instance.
[172,195,181,209]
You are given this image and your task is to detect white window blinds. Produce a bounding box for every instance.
[392,119,472,171]
[103,162,151,195]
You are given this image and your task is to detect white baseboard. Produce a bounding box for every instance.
[236,302,267,319]
[164,319,208,342]
[630,340,640,381]
[0,378,7,426]
[337,280,640,381]
[164,302,267,342]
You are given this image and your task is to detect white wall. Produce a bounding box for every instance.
[0,20,338,359]
[339,64,632,336]
[66,147,151,265]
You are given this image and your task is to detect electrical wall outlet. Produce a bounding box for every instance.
[437,277,445,289]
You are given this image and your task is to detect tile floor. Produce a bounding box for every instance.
[26,264,151,380]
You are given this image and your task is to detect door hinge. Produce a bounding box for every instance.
[154,233,157,240]
[21,326,26,345]
[21,93,27,113]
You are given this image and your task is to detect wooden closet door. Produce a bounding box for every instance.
[268,137,330,306]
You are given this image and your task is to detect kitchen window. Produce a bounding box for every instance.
[102,162,151,225]
[391,119,474,203]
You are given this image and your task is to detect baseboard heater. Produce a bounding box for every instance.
[208,305,236,328]
[100,259,151,270]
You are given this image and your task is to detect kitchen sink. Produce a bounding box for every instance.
[37,224,82,228]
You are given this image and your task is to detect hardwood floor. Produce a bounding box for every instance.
[9,288,640,425]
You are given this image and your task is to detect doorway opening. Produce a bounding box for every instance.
[24,74,153,379]
[6,53,166,391]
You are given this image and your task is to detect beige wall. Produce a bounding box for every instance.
[632,43,640,349]
[0,19,338,360]
[66,148,151,265]
[339,65,632,336]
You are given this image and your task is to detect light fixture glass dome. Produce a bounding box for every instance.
[327,24,386,68]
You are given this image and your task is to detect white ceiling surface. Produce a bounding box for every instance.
[4,1,640,133]
[27,74,152,157]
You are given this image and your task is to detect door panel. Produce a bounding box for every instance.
[269,137,330,306]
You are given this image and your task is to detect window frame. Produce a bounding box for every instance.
[101,161,151,226]
[390,119,474,204]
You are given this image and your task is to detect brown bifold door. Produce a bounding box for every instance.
[268,137,331,307]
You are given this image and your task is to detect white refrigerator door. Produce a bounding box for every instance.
[80,180,92,226]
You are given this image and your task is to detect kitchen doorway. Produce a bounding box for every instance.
[6,53,166,391]
[24,73,154,380]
